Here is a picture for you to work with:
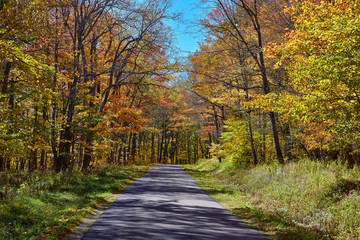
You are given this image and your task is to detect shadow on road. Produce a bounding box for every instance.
[83,165,268,240]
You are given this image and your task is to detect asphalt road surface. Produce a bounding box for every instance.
[82,165,268,240]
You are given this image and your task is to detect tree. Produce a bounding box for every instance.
[262,0,360,168]
[51,0,176,171]
[0,0,53,171]
[190,0,293,164]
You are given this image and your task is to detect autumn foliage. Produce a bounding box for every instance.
[0,0,206,172]
[189,0,360,168]
[1,0,360,172]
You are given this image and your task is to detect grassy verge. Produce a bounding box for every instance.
[184,159,360,239]
[0,165,151,240]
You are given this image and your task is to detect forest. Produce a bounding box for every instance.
[0,0,360,239]
[1,0,360,172]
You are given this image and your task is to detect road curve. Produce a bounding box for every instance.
[82,165,268,240]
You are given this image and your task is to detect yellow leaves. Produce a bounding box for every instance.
[0,39,52,86]
[267,0,360,150]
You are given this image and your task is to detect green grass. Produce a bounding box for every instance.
[184,158,360,239]
[0,165,151,240]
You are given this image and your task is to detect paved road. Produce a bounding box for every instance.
[82,165,268,240]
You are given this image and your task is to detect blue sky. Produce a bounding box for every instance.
[167,0,210,56]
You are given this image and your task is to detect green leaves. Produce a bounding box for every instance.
[263,0,360,152]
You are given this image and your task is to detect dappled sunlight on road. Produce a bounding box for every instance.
[83,165,267,240]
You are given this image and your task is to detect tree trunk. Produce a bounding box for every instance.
[117,146,122,164]
[239,51,258,166]
[29,106,39,172]
[269,112,284,164]
[122,146,127,166]
[40,150,46,170]
[0,63,9,171]
[282,124,294,160]
[207,132,212,158]
[56,126,72,172]
[193,136,198,164]
[187,134,191,164]
[257,14,285,164]
[159,132,164,163]
[29,150,37,172]
[247,112,258,165]
[51,9,59,171]
[345,146,355,169]
[163,131,169,164]
[213,106,220,144]
[168,132,175,164]
[261,113,266,162]
[82,136,92,170]
[126,133,132,164]
[2,62,11,93]
[258,51,284,164]
[131,133,137,163]
[175,132,179,164]
[19,159,25,171]
[151,133,155,163]
[0,157,4,172]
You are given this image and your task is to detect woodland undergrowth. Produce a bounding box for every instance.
[0,165,150,240]
[185,159,360,239]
